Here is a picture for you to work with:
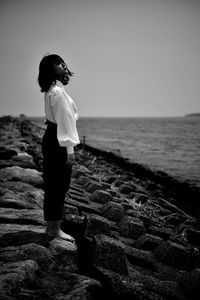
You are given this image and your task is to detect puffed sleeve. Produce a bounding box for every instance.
[50,87,80,154]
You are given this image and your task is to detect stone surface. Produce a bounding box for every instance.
[135,233,163,251]
[85,214,111,238]
[101,201,125,222]
[185,228,200,245]
[119,216,146,239]
[90,189,113,204]
[118,184,134,194]
[179,268,200,298]
[125,245,158,271]
[0,166,43,188]
[154,241,191,270]
[0,260,39,297]
[85,181,103,193]
[0,243,54,270]
[92,234,128,275]
[0,207,44,226]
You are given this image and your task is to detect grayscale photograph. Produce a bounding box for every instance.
[0,0,200,299]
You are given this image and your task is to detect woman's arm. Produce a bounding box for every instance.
[50,87,80,155]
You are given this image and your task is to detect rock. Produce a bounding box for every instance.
[119,216,146,239]
[49,238,78,272]
[94,267,164,300]
[165,213,186,226]
[0,207,44,226]
[125,246,158,271]
[0,189,44,209]
[129,268,186,300]
[0,146,18,159]
[0,181,40,193]
[66,198,102,215]
[104,176,117,184]
[107,189,119,197]
[62,214,86,240]
[100,182,110,190]
[92,234,128,275]
[61,274,102,300]
[64,204,79,215]
[0,260,39,296]
[85,214,111,238]
[159,207,172,216]
[0,152,36,169]
[13,152,34,162]
[0,243,54,271]
[112,179,124,187]
[154,241,191,270]
[68,193,89,204]
[72,170,90,179]
[0,158,36,170]
[0,225,46,247]
[101,201,125,222]
[185,228,200,245]
[90,189,113,204]
[76,175,91,186]
[113,197,123,203]
[148,225,172,240]
[134,193,149,204]
[179,268,200,298]
[39,272,102,300]
[85,181,103,193]
[0,166,43,188]
[135,233,163,251]
[118,184,133,194]
[126,207,143,219]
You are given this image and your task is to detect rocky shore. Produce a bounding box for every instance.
[0,115,200,300]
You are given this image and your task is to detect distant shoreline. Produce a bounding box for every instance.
[4,115,197,119]
[185,113,200,117]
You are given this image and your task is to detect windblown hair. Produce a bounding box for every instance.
[38,53,73,93]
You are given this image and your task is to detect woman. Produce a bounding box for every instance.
[38,53,80,241]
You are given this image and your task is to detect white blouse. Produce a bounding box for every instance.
[45,80,80,154]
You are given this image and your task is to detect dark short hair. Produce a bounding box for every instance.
[38,53,73,93]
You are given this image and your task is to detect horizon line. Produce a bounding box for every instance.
[1,113,199,118]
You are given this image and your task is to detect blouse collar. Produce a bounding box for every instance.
[55,80,64,88]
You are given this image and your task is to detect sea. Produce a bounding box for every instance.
[31,116,200,189]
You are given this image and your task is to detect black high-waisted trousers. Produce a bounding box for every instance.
[42,120,72,221]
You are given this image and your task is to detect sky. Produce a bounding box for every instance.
[0,0,200,117]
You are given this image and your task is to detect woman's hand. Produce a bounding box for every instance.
[66,153,75,166]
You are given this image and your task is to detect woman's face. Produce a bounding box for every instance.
[53,61,69,85]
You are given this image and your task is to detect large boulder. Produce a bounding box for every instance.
[0,189,44,209]
[49,238,78,273]
[0,208,44,226]
[118,184,134,195]
[85,181,103,193]
[0,166,43,188]
[0,146,18,159]
[90,189,113,204]
[101,201,125,222]
[119,216,146,239]
[178,268,200,298]
[154,241,191,270]
[0,260,39,297]
[0,243,54,271]
[92,234,128,275]
[85,214,111,238]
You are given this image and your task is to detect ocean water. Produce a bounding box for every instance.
[76,117,200,188]
[31,116,200,189]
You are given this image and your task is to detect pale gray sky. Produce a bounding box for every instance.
[0,0,200,117]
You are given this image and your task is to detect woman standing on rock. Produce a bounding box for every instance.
[38,54,80,242]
